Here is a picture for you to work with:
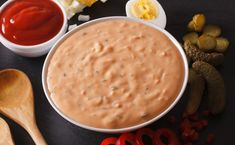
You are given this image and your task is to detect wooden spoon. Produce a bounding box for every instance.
[0,69,47,145]
[0,117,15,145]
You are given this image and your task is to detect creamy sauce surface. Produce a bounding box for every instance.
[47,20,185,129]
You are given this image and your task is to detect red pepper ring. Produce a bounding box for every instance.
[116,133,137,145]
[101,137,118,145]
[135,128,155,145]
[154,128,180,145]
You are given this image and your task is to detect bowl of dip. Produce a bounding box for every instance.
[0,0,67,57]
[42,16,188,133]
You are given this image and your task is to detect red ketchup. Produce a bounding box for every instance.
[0,0,64,46]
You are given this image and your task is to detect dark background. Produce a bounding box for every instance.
[1,0,235,145]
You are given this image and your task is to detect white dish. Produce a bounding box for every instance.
[0,0,68,57]
[42,16,188,133]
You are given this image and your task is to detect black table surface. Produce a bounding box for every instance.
[1,0,235,145]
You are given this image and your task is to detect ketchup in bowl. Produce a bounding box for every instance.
[0,0,64,46]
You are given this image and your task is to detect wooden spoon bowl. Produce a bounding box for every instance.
[0,69,29,107]
[0,69,47,145]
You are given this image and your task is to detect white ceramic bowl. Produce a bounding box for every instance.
[42,16,188,133]
[0,0,67,57]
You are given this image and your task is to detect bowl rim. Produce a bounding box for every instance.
[0,0,67,50]
[42,16,189,133]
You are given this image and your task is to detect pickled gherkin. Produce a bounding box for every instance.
[188,14,206,32]
[192,61,226,114]
[215,37,230,53]
[186,69,205,114]
[184,41,224,66]
[183,32,199,44]
[197,34,216,52]
[203,25,222,37]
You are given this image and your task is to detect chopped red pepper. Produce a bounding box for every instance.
[116,133,137,145]
[135,128,155,145]
[154,128,180,145]
[192,119,208,131]
[180,119,192,132]
[181,127,199,142]
[101,137,118,145]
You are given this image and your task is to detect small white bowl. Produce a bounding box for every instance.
[0,0,67,57]
[125,0,167,29]
[42,16,188,133]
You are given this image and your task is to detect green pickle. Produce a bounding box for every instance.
[203,25,221,37]
[215,37,230,53]
[192,61,226,114]
[188,21,195,31]
[186,69,205,114]
[183,13,228,115]
[197,34,216,52]
[188,14,206,32]
[184,41,224,66]
[183,32,199,44]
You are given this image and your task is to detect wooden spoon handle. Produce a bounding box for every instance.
[0,117,15,145]
[26,122,47,145]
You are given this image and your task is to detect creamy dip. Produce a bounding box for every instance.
[47,19,185,129]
